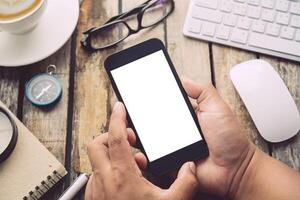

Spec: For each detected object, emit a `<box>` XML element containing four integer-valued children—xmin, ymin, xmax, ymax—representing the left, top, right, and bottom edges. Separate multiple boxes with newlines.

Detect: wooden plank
<box><xmin>109</xmin><ymin>0</ymin><xmax>166</xmax><ymax>108</ymax></box>
<box><xmin>212</xmin><ymin>45</ymin><xmax>269</xmax><ymax>152</ymax></box>
<box><xmin>0</xmin><ymin>68</ymin><xmax>20</xmax><ymax>115</ymax></box>
<box><xmin>106</xmin><ymin>0</ymin><xmax>167</xmax><ymax>170</ymax></box>
<box><xmin>21</xmin><ymin>41</ymin><xmax>72</xmax><ymax>199</ymax></box>
<box><xmin>121</xmin><ymin>0</ymin><xmax>165</xmax><ymax>46</ymax></box>
<box><xmin>166</xmin><ymin>1</ymin><xmax>211</xmax><ymax>83</ymax></box>
<box><xmin>165</xmin><ymin>2</ymin><xmax>212</xmax><ymax>200</ymax></box>
<box><xmin>260</xmin><ymin>56</ymin><xmax>300</xmax><ymax>170</ymax></box>
<box><xmin>22</xmin><ymin>41</ymin><xmax>71</xmax><ymax>164</ymax></box>
<box><xmin>72</xmin><ymin>0</ymin><xmax>119</xmax><ymax>173</ymax></box>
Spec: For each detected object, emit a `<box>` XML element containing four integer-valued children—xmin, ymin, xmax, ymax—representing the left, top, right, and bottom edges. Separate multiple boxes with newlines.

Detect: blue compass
<box><xmin>25</xmin><ymin>65</ymin><xmax>62</xmax><ymax>107</ymax></box>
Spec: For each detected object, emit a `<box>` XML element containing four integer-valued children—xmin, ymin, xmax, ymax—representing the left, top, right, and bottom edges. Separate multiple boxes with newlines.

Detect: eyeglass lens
<box><xmin>89</xmin><ymin>0</ymin><xmax>173</xmax><ymax>50</ymax></box>
<box><xmin>91</xmin><ymin>22</ymin><xmax>130</xmax><ymax>49</ymax></box>
<box><xmin>141</xmin><ymin>0</ymin><xmax>173</xmax><ymax>28</ymax></box>
<box><xmin>0</xmin><ymin>111</ymin><xmax>13</xmax><ymax>155</ymax></box>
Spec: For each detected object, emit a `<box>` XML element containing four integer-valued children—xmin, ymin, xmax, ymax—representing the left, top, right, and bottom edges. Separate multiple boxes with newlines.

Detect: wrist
<box><xmin>227</xmin><ymin>142</ymin><xmax>257</xmax><ymax>200</ymax></box>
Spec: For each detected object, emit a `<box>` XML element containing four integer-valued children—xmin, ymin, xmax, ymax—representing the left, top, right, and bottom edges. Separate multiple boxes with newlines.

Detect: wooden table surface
<box><xmin>0</xmin><ymin>0</ymin><xmax>299</xmax><ymax>199</ymax></box>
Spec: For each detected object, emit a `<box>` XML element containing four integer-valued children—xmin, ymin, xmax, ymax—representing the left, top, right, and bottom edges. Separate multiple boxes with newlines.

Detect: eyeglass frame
<box><xmin>0</xmin><ymin>107</ymin><xmax>18</xmax><ymax>163</ymax></box>
<box><xmin>81</xmin><ymin>0</ymin><xmax>175</xmax><ymax>51</ymax></box>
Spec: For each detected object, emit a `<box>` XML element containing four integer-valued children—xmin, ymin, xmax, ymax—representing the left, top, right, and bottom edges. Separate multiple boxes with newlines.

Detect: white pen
<box><xmin>58</xmin><ymin>173</ymin><xmax>90</xmax><ymax>200</ymax></box>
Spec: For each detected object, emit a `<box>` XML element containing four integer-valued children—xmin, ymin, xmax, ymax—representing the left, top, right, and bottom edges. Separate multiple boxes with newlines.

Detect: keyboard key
<box><xmin>234</xmin><ymin>3</ymin><xmax>247</xmax><ymax>16</ymax></box>
<box><xmin>224</xmin><ymin>14</ymin><xmax>237</xmax><ymax>26</ymax></box>
<box><xmin>234</xmin><ymin>0</ymin><xmax>246</xmax><ymax>3</ymax></box>
<box><xmin>192</xmin><ymin>7</ymin><xmax>223</xmax><ymax>23</ymax></box>
<box><xmin>247</xmin><ymin>6</ymin><xmax>261</xmax><ymax>19</ymax></box>
<box><xmin>291</xmin><ymin>15</ymin><xmax>300</xmax><ymax>28</ymax></box>
<box><xmin>261</xmin><ymin>0</ymin><xmax>274</xmax><ymax>9</ymax></box>
<box><xmin>276</xmin><ymin>0</ymin><xmax>290</xmax><ymax>12</ymax></box>
<box><xmin>252</xmin><ymin>20</ymin><xmax>266</xmax><ymax>33</ymax></box>
<box><xmin>216</xmin><ymin>25</ymin><xmax>231</xmax><ymax>40</ymax></box>
<box><xmin>295</xmin><ymin>30</ymin><xmax>300</xmax><ymax>41</ymax></box>
<box><xmin>195</xmin><ymin>0</ymin><xmax>218</xmax><ymax>9</ymax></box>
<box><xmin>184</xmin><ymin>0</ymin><xmax>300</xmax><ymax>62</ymax></box>
<box><xmin>238</xmin><ymin>17</ymin><xmax>251</xmax><ymax>30</ymax></box>
<box><xmin>188</xmin><ymin>20</ymin><xmax>202</xmax><ymax>34</ymax></box>
<box><xmin>281</xmin><ymin>26</ymin><xmax>295</xmax><ymax>40</ymax></box>
<box><xmin>276</xmin><ymin>12</ymin><xmax>290</xmax><ymax>25</ymax></box>
<box><xmin>261</xmin><ymin>9</ymin><xmax>275</xmax><ymax>22</ymax></box>
<box><xmin>247</xmin><ymin>0</ymin><xmax>260</xmax><ymax>6</ymax></box>
<box><xmin>266</xmin><ymin>23</ymin><xmax>281</xmax><ymax>36</ymax></box>
<box><xmin>220</xmin><ymin>1</ymin><xmax>233</xmax><ymax>13</ymax></box>
<box><xmin>231</xmin><ymin>29</ymin><xmax>248</xmax><ymax>44</ymax></box>
<box><xmin>249</xmin><ymin>32</ymin><xmax>300</xmax><ymax>56</ymax></box>
<box><xmin>290</xmin><ymin>2</ymin><xmax>300</xmax><ymax>15</ymax></box>
<box><xmin>202</xmin><ymin>22</ymin><xmax>216</xmax><ymax>36</ymax></box>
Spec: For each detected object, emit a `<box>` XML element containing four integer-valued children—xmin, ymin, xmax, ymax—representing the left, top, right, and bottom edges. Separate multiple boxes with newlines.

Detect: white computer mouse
<box><xmin>230</xmin><ymin>59</ymin><xmax>300</xmax><ymax>143</ymax></box>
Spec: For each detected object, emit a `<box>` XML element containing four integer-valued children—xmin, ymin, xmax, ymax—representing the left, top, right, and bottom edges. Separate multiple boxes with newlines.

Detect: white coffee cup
<box><xmin>0</xmin><ymin>0</ymin><xmax>47</xmax><ymax>34</ymax></box>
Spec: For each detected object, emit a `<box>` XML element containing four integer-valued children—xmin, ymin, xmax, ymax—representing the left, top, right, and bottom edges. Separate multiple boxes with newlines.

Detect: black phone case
<box><xmin>104</xmin><ymin>38</ymin><xmax>209</xmax><ymax>175</ymax></box>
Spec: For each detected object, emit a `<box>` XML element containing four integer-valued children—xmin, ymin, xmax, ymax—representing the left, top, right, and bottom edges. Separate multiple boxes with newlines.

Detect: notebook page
<box><xmin>0</xmin><ymin>101</ymin><xmax>67</xmax><ymax>199</ymax></box>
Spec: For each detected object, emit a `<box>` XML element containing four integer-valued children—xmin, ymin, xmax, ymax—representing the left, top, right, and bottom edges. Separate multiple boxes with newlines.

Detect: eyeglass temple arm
<box><xmin>110</xmin><ymin>0</ymin><xmax>173</xmax><ymax>23</ymax></box>
<box><xmin>105</xmin><ymin>0</ymin><xmax>151</xmax><ymax>24</ymax></box>
<box><xmin>81</xmin><ymin>0</ymin><xmax>170</xmax><ymax>49</ymax></box>
<box><xmin>83</xmin><ymin>0</ymin><xmax>152</xmax><ymax>34</ymax></box>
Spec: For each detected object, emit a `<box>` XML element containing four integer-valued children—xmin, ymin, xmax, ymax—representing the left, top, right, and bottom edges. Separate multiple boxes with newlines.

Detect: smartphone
<box><xmin>105</xmin><ymin>38</ymin><xmax>208</xmax><ymax>175</ymax></box>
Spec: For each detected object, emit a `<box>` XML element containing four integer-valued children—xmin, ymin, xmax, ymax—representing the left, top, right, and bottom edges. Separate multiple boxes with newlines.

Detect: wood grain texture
<box><xmin>260</xmin><ymin>56</ymin><xmax>300</xmax><ymax>170</ymax></box>
<box><xmin>166</xmin><ymin>0</ymin><xmax>211</xmax><ymax>83</ymax></box>
<box><xmin>22</xmin><ymin>41</ymin><xmax>71</xmax><ymax>164</ymax></box>
<box><xmin>166</xmin><ymin>2</ymin><xmax>213</xmax><ymax>199</ymax></box>
<box><xmin>107</xmin><ymin>0</ymin><xmax>167</xmax><ymax>163</ymax></box>
<box><xmin>109</xmin><ymin>0</ymin><xmax>166</xmax><ymax>109</ymax></box>
<box><xmin>19</xmin><ymin>41</ymin><xmax>71</xmax><ymax>199</ymax></box>
<box><xmin>72</xmin><ymin>0</ymin><xmax>119</xmax><ymax>173</ymax></box>
<box><xmin>212</xmin><ymin>45</ymin><xmax>269</xmax><ymax>153</ymax></box>
<box><xmin>0</xmin><ymin>1</ymin><xmax>299</xmax><ymax>200</ymax></box>
<box><xmin>0</xmin><ymin>68</ymin><xmax>20</xmax><ymax>115</ymax></box>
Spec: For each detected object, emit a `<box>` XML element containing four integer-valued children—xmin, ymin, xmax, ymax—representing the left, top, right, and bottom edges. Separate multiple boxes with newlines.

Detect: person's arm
<box><xmin>85</xmin><ymin>102</ymin><xmax>199</xmax><ymax>200</ymax></box>
<box><xmin>182</xmin><ymin>79</ymin><xmax>300</xmax><ymax>200</ymax></box>
<box><xmin>231</xmin><ymin>147</ymin><xmax>300</xmax><ymax>200</ymax></box>
<box><xmin>134</xmin><ymin>79</ymin><xmax>300</xmax><ymax>200</ymax></box>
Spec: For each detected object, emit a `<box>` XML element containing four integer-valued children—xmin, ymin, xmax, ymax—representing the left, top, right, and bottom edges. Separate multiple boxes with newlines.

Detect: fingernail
<box><xmin>189</xmin><ymin>162</ymin><xmax>196</xmax><ymax>175</ymax></box>
<box><xmin>113</xmin><ymin>102</ymin><xmax>123</xmax><ymax>113</ymax></box>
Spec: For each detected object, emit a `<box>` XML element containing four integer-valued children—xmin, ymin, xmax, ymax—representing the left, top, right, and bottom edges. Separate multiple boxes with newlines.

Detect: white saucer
<box><xmin>0</xmin><ymin>0</ymin><xmax>79</xmax><ymax>67</ymax></box>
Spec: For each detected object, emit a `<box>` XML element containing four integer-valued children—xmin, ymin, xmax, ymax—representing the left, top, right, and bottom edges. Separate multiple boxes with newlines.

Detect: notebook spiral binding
<box><xmin>22</xmin><ymin>170</ymin><xmax>63</xmax><ymax>200</ymax></box>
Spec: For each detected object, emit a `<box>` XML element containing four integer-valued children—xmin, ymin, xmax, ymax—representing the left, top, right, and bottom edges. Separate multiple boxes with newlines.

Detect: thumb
<box><xmin>167</xmin><ymin>162</ymin><xmax>199</xmax><ymax>200</ymax></box>
<box><xmin>108</xmin><ymin>102</ymin><xmax>135</xmax><ymax>168</ymax></box>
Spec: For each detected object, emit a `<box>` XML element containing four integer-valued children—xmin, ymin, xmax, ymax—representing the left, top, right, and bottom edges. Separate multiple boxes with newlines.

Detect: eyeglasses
<box><xmin>81</xmin><ymin>0</ymin><xmax>175</xmax><ymax>51</ymax></box>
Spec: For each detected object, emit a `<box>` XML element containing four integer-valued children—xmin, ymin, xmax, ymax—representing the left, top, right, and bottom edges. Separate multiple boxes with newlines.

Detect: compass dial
<box><xmin>25</xmin><ymin>74</ymin><xmax>62</xmax><ymax>106</ymax></box>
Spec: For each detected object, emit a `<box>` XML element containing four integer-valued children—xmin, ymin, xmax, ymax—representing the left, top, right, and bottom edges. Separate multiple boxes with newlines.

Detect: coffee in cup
<box><xmin>0</xmin><ymin>0</ymin><xmax>42</xmax><ymax>21</ymax></box>
<box><xmin>0</xmin><ymin>0</ymin><xmax>47</xmax><ymax>34</ymax></box>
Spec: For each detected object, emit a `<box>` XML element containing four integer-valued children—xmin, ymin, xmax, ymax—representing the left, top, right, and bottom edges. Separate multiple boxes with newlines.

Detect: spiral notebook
<box><xmin>0</xmin><ymin>101</ymin><xmax>67</xmax><ymax>200</ymax></box>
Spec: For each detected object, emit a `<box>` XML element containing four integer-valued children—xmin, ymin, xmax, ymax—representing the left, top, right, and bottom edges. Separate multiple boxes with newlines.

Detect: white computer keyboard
<box><xmin>183</xmin><ymin>0</ymin><xmax>300</xmax><ymax>62</ymax></box>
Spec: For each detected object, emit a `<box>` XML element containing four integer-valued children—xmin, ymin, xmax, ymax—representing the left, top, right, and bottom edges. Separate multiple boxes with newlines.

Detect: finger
<box><xmin>127</xmin><ymin>128</ymin><xmax>136</xmax><ymax>146</ymax></box>
<box><xmin>94</xmin><ymin>132</ymin><xmax>108</xmax><ymax>146</ymax></box>
<box><xmin>134</xmin><ymin>152</ymin><xmax>148</xmax><ymax>170</ymax></box>
<box><xmin>108</xmin><ymin>102</ymin><xmax>136</xmax><ymax>171</ymax></box>
<box><xmin>190</xmin><ymin>98</ymin><xmax>198</xmax><ymax>110</ymax></box>
<box><xmin>167</xmin><ymin>162</ymin><xmax>199</xmax><ymax>200</ymax></box>
<box><xmin>93</xmin><ymin>130</ymin><xmax>135</xmax><ymax>147</ymax></box>
<box><xmin>182</xmin><ymin>78</ymin><xmax>218</xmax><ymax>104</ymax></box>
<box><xmin>85</xmin><ymin>177</ymin><xmax>93</xmax><ymax>200</ymax></box>
<box><xmin>87</xmin><ymin>133</ymin><xmax>111</xmax><ymax>177</ymax></box>
<box><xmin>91</xmin><ymin>173</ymin><xmax>107</xmax><ymax>199</ymax></box>
<box><xmin>182</xmin><ymin>78</ymin><xmax>206</xmax><ymax>99</ymax></box>
<box><xmin>182</xmin><ymin>79</ymin><xmax>230</xmax><ymax>113</ymax></box>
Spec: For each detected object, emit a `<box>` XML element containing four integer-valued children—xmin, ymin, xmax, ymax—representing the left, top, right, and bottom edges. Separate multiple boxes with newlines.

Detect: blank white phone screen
<box><xmin>111</xmin><ymin>50</ymin><xmax>202</xmax><ymax>162</ymax></box>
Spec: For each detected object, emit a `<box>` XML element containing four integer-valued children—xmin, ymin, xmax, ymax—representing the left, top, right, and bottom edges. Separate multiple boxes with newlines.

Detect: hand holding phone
<box><xmin>177</xmin><ymin>79</ymin><xmax>255</xmax><ymax>197</ymax></box>
<box><xmin>105</xmin><ymin>38</ymin><xmax>208</xmax><ymax>175</ymax></box>
<box><xmin>85</xmin><ymin>102</ymin><xmax>199</xmax><ymax>200</ymax></box>
<box><xmin>130</xmin><ymin>78</ymin><xmax>256</xmax><ymax>198</ymax></box>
